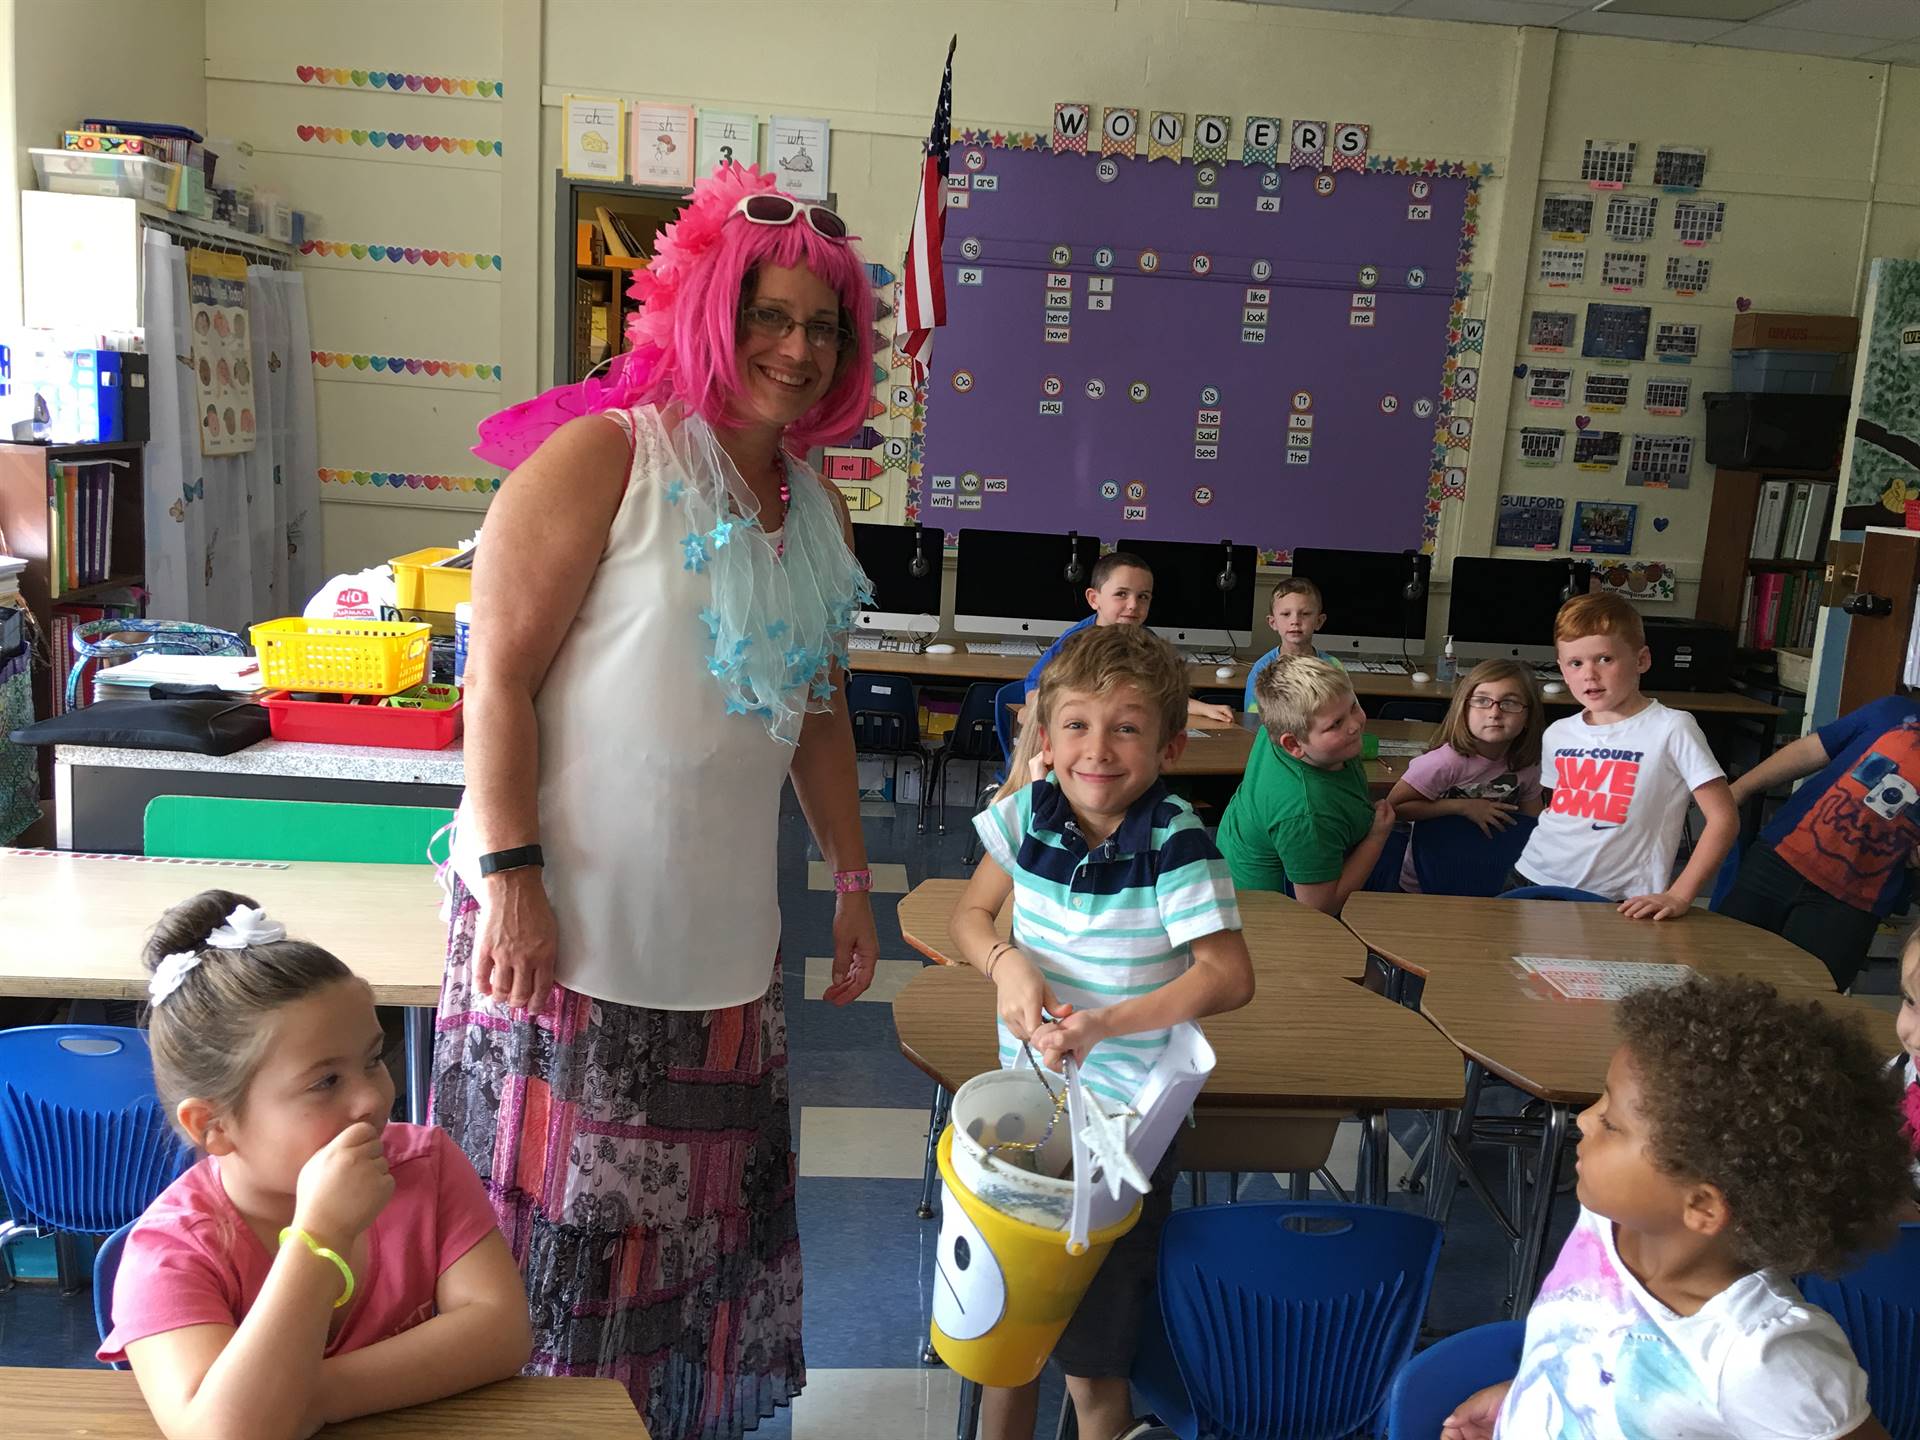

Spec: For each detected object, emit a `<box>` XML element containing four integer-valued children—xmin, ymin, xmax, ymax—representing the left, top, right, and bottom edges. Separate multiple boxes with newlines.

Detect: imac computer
<box><xmin>1124</xmin><ymin>539</ymin><xmax>1258</xmax><ymax>651</ymax></box>
<box><xmin>851</xmin><ymin>522</ymin><xmax>943</xmax><ymax>633</ymax></box>
<box><xmin>954</xmin><ymin>528</ymin><xmax>1103</xmax><ymax>639</ymax></box>
<box><xmin>1447</xmin><ymin>556</ymin><xmax>1594</xmax><ymax>664</ymax></box>
<box><xmin>1287</xmin><ymin>547</ymin><xmax>1432</xmax><ymax>662</ymax></box>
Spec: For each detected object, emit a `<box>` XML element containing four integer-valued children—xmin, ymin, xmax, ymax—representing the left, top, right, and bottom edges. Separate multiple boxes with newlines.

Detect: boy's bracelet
<box><xmin>984</xmin><ymin>942</ymin><xmax>1016</xmax><ymax>979</ymax></box>
<box><xmin>280</xmin><ymin>1227</ymin><xmax>355</xmax><ymax>1309</ymax></box>
<box><xmin>833</xmin><ymin>868</ymin><xmax>873</xmax><ymax>894</ymax></box>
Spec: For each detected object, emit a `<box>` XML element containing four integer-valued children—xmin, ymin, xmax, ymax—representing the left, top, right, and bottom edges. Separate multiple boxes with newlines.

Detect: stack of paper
<box><xmin>1514</xmin><ymin>955</ymin><xmax>1693</xmax><ymax>1002</ymax></box>
<box><xmin>90</xmin><ymin>653</ymin><xmax>265</xmax><ymax>703</ymax></box>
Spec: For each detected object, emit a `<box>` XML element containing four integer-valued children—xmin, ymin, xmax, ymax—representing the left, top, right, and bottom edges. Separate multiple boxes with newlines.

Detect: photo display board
<box><xmin>916</xmin><ymin>137</ymin><xmax>1483</xmax><ymax>556</ymax></box>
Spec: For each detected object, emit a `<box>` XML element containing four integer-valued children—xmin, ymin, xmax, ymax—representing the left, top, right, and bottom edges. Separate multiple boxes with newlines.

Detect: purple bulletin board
<box><xmin>914</xmin><ymin>137</ymin><xmax>1485</xmax><ymax>557</ymax></box>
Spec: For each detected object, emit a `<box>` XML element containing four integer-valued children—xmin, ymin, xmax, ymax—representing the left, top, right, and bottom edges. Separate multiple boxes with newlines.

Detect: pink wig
<box><xmin>475</xmin><ymin>164</ymin><xmax>875</xmax><ymax>469</ymax></box>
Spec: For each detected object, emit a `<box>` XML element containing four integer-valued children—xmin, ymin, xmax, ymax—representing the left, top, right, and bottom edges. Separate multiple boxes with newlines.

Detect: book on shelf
<box><xmin>594</xmin><ymin>206</ymin><xmax>642</xmax><ymax>260</ymax></box>
<box><xmin>1739</xmin><ymin>567</ymin><xmax>1822</xmax><ymax>652</ymax></box>
<box><xmin>45</xmin><ymin>459</ymin><xmax>124</xmax><ymax>598</ymax></box>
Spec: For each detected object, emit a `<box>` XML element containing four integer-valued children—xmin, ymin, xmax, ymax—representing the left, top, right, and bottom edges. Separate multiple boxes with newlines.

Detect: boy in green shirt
<box><xmin>1218</xmin><ymin>655</ymin><xmax>1395</xmax><ymax>913</ymax></box>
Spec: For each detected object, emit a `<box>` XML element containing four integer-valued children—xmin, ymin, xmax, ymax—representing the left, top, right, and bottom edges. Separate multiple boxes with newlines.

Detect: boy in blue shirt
<box><xmin>1243</xmin><ymin>576</ymin><xmax>1344</xmax><ymax>712</ymax></box>
<box><xmin>1024</xmin><ymin>550</ymin><xmax>1233</xmax><ymax>723</ymax></box>
<box><xmin>957</xmin><ymin>621</ymin><xmax>1254</xmax><ymax>1440</ymax></box>
<box><xmin>1720</xmin><ymin>695</ymin><xmax>1920</xmax><ymax>989</ymax></box>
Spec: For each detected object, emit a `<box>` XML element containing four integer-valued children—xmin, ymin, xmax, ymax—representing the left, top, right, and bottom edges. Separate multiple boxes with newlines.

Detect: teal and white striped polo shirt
<box><xmin>973</xmin><ymin>775</ymin><xmax>1242</xmax><ymax>1106</ymax></box>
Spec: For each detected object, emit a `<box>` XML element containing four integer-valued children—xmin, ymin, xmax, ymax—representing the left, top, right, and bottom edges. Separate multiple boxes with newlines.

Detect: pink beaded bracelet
<box><xmin>833</xmin><ymin>868</ymin><xmax>873</xmax><ymax>894</ymax></box>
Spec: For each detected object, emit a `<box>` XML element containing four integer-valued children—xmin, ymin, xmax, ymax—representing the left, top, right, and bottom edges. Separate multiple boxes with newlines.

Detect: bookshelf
<box><xmin>550</xmin><ymin>175</ymin><xmax>688</xmax><ymax>385</ymax></box>
<box><xmin>1697</xmin><ymin>466</ymin><xmax>1838</xmax><ymax>653</ymax></box>
<box><xmin>0</xmin><ymin>439</ymin><xmax>147</xmax><ymax>821</ymax></box>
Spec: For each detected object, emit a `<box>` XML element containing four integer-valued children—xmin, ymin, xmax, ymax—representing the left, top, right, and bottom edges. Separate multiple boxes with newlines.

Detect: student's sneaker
<box><xmin>1112</xmin><ymin>1423</ymin><xmax>1177</xmax><ymax>1440</ymax></box>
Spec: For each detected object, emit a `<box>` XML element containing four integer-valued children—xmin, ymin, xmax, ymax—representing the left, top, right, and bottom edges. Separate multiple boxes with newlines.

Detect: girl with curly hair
<box><xmin>1444</xmin><ymin>975</ymin><xmax>1910</xmax><ymax>1440</ymax></box>
<box><xmin>433</xmin><ymin>164</ymin><xmax>881</xmax><ymax>1439</ymax></box>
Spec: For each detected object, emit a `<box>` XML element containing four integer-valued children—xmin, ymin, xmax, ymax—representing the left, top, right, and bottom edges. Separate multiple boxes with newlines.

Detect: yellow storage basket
<box><xmin>250</xmin><ymin>618</ymin><xmax>431</xmax><ymax>696</ymax></box>
<box><xmin>389</xmin><ymin>548</ymin><xmax>473</xmax><ymax>612</ymax></box>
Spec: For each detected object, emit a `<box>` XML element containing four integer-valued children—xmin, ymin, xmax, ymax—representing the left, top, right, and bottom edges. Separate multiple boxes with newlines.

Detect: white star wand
<box><xmin>1063</xmin><ymin>1056</ymin><xmax>1150</xmax><ymax>1256</ymax></box>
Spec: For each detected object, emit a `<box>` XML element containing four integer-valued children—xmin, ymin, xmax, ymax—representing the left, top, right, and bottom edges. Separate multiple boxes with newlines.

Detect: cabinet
<box><xmin>551</xmin><ymin>176</ymin><xmax>686</xmax><ymax>384</ymax></box>
<box><xmin>1696</xmin><ymin>466</ymin><xmax>1838</xmax><ymax>647</ymax></box>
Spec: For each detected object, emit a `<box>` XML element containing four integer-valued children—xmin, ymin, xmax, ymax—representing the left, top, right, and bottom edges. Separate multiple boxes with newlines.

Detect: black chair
<box><xmin>962</xmin><ymin>678</ymin><xmax>1027</xmax><ymax>866</ymax></box>
<box><xmin>933</xmin><ymin>681</ymin><xmax>1003</xmax><ymax>836</ymax></box>
<box><xmin>846</xmin><ymin>673</ymin><xmax>934</xmax><ymax>833</ymax></box>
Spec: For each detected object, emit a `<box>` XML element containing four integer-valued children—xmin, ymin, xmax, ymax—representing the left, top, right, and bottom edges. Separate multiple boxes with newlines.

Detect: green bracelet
<box><xmin>279</xmin><ymin>1227</ymin><xmax>355</xmax><ymax>1309</ymax></box>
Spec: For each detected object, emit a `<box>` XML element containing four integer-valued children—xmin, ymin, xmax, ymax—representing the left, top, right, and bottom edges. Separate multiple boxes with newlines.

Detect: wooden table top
<box><xmin>897</xmin><ymin>878</ymin><xmax>1370</xmax><ymax>980</ymax></box>
<box><xmin>0</xmin><ymin>1371</ymin><xmax>649</xmax><ymax>1437</ymax></box>
<box><xmin>0</xmin><ymin>850</ymin><xmax>447</xmax><ymax>1007</ymax></box>
<box><xmin>893</xmin><ymin>959</ymin><xmax>1463</xmax><ymax>1111</ymax></box>
<box><xmin>1340</xmin><ymin>892</ymin><xmax>1897</xmax><ymax>1104</ymax></box>
<box><xmin>848</xmin><ymin>648</ymin><xmax>1781</xmax><ymax>719</ymax></box>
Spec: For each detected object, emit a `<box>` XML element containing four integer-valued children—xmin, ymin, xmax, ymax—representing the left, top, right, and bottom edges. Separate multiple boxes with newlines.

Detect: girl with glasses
<box><xmin>1387</xmin><ymin>658</ymin><xmax>1546</xmax><ymax>891</ymax></box>
<box><xmin>436</xmin><ymin>164</ymin><xmax>879</xmax><ymax>1440</ymax></box>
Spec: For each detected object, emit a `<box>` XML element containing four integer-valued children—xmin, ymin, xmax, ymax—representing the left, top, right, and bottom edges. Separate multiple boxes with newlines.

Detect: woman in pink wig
<box><xmin>433</xmin><ymin>164</ymin><xmax>880</xmax><ymax>1438</ymax></box>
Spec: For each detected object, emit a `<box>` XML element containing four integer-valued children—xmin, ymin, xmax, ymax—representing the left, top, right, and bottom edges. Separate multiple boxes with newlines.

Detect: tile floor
<box><xmin>9</xmin><ymin>790</ymin><xmax>1898</xmax><ymax>1436</ymax></box>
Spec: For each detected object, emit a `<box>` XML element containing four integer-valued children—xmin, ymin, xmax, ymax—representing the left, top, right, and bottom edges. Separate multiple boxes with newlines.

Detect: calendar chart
<box><xmin>916</xmin><ymin>138</ymin><xmax>1482</xmax><ymax>555</ymax></box>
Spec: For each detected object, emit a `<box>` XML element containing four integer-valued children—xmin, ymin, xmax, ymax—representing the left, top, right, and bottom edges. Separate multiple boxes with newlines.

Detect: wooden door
<box><xmin>1838</xmin><ymin>528</ymin><xmax>1920</xmax><ymax>714</ymax></box>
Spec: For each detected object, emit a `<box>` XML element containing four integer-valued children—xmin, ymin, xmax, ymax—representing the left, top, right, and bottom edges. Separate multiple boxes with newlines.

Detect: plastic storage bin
<box><xmin>389</xmin><ymin>548</ymin><xmax>473</xmax><ymax>612</ymax></box>
<box><xmin>30</xmin><ymin>148</ymin><xmax>173</xmax><ymax>204</ymax></box>
<box><xmin>249</xmin><ymin>618</ymin><xmax>430</xmax><ymax>696</ymax></box>
<box><xmin>1703</xmin><ymin>392</ymin><xmax>1849</xmax><ymax>471</ymax></box>
<box><xmin>261</xmin><ymin>691</ymin><xmax>462</xmax><ymax>750</ymax></box>
<box><xmin>1729</xmin><ymin>349</ymin><xmax>1853</xmax><ymax>396</ymax></box>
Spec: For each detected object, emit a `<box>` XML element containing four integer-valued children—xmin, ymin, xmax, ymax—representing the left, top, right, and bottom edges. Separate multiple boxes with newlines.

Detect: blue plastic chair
<box><xmin>94</xmin><ymin>1218</ymin><xmax>136</xmax><ymax>1365</ymax></box>
<box><xmin>1383</xmin><ymin>1320</ymin><xmax>1526</xmax><ymax>1440</ymax></box>
<box><xmin>847</xmin><ymin>672</ymin><xmax>933</xmax><ymax>832</ymax></box>
<box><xmin>1412</xmin><ymin>814</ymin><xmax>1539</xmax><ymax>897</ymax></box>
<box><xmin>934</xmin><ymin>681</ymin><xmax>1003</xmax><ymax>836</ymax></box>
<box><xmin>1365</xmin><ymin>827</ymin><xmax>1411</xmax><ymax>893</ymax></box>
<box><xmin>1502</xmin><ymin>885</ymin><xmax>1611</xmax><ymax>903</ymax></box>
<box><xmin>1798</xmin><ymin>1223</ymin><xmax>1920</xmax><ymax>1440</ymax></box>
<box><xmin>0</xmin><ymin>1027</ymin><xmax>191</xmax><ymax>1286</ymax></box>
<box><xmin>962</xmin><ymin>679</ymin><xmax>1028</xmax><ymax>866</ymax></box>
<box><xmin>1133</xmin><ymin>1202</ymin><xmax>1444</xmax><ymax>1439</ymax></box>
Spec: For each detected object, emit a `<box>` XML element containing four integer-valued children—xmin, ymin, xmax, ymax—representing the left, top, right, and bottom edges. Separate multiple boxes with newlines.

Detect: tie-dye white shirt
<box><xmin>1496</xmin><ymin>1208</ymin><xmax>1868</xmax><ymax>1440</ymax></box>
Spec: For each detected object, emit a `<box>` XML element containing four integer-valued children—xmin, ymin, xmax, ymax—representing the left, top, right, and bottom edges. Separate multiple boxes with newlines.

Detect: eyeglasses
<box><xmin>740</xmin><ymin>305</ymin><xmax>852</xmax><ymax>352</ymax></box>
<box><xmin>731</xmin><ymin>193</ymin><xmax>848</xmax><ymax>242</ymax></box>
<box><xmin>1468</xmin><ymin>696</ymin><xmax>1529</xmax><ymax>714</ymax></box>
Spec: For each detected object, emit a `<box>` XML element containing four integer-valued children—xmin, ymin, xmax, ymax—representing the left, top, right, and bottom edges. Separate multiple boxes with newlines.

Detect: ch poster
<box><xmin>187</xmin><ymin>247</ymin><xmax>255</xmax><ymax>457</ymax></box>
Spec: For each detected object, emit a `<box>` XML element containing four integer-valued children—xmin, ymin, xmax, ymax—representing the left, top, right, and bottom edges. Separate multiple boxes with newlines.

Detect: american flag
<box><xmin>896</xmin><ymin>36</ymin><xmax>955</xmax><ymax>383</ymax></box>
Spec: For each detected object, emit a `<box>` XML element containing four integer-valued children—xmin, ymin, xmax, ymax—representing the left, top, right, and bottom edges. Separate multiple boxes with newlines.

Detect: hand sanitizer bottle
<box><xmin>1437</xmin><ymin>634</ymin><xmax>1458</xmax><ymax>684</ymax></box>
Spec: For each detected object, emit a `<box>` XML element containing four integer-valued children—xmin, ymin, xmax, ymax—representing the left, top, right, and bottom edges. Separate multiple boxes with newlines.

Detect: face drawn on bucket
<box><xmin>932</xmin><ymin>1190</ymin><xmax>1007</xmax><ymax>1341</ymax></box>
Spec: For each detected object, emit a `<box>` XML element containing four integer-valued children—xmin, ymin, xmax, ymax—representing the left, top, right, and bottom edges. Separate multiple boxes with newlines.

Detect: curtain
<box><xmin>140</xmin><ymin>233</ymin><xmax>322</xmax><ymax>630</ymax></box>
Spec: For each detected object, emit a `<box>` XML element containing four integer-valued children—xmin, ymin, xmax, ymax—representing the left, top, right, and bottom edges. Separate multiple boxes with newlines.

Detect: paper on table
<box><xmin>1514</xmin><ymin>955</ymin><xmax>1693</xmax><ymax>1002</ymax></box>
<box><xmin>90</xmin><ymin>654</ymin><xmax>264</xmax><ymax>695</ymax></box>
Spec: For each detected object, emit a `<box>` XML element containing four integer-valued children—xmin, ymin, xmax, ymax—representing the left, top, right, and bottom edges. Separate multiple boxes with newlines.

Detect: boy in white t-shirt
<box><xmin>1443</xmin><ymin>975</ymin><xmax>1910</xmax><ymax>1440</ymax></box>
<box><xmin>1513</xmin><ymin>592</ymin><xmax>1738</xmax><ymax>919</ymax></box>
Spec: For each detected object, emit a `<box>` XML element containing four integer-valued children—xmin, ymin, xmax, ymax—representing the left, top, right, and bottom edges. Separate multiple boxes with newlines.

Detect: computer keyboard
<box><xmin>1184</xmin><ymin>651</ymin><xmax>1233</xmax><ymax>666</ymax></box>
<box><xmin>1347</xmin><ymin>658</ymin><xmax>1413</xmax><ymax>675</ymax></box>
<box><xmin>847</xmin><ymin>635</ymin><xmax>919</xmax><ymax>652</ymax></box>
<box><xmin>966</xmin><ymin>640</ymin><xmax>1042</xmax><ymax>657</ymax></box>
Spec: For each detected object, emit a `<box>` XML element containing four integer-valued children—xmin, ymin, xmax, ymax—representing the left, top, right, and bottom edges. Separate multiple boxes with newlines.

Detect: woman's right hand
<box><xmin>992</xmin><ymin>948</ymin><xmax>1070</xmax><ymax>1042</ymax></box>
<box><xmin>473</xmin><ymin>869</ymin><xmax>559</xmax><ymax>1014</ymax></box>
<box><xmin>292</xmin><ymin>1121</ymin><xmax>394</xmax><ymax>1253</ymax></box>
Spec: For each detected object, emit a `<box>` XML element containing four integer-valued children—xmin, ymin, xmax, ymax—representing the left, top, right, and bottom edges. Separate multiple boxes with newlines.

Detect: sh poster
<box><xmin>188</xmin><ymin>247</ymin><xmax>255</xmax><ymax>458</ymax></box>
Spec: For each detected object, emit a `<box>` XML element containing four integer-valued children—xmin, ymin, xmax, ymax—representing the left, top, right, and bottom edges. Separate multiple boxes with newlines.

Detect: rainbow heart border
<box><xmin>318</xmin><ymin>467</ymin><xmax>503</xmax><ymax>495</ymax></box>
<box><xmin>295</xmin><ymin>125</ymin><xmax>501</xmax><ymax>156</ymax></box>
<box><xmin>295</xmin><ymin>65</ymin><xmax>502</xmax><ymax>98</ymax></box>
<box><xmin>298</xmin><ymin>240</ymin><xmax>503</xmax><ymax>270</ymax></box>
<box><xmin>311</xmin><ymin>351</ymin><xmax>502</xmax><ymax>382</ymax></box>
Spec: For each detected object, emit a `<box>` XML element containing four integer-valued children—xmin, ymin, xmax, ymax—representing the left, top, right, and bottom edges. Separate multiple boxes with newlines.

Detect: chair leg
<box><xmin>1053</xmin><ymin>1391</ymin><xmax>1078</xmax><ymax>1440</ymax></box>
<box><xmin>1288</xmin><ymin>1171</ymin><xmax>1310</xmax><ymax>1201</ymax></box>
<box><xmin>936</xmin><ymin>754</ymin><xmax>948</xmax><ymax>835</ymax></box>
<box><xmin>919</xmin><ymin>1084</ymin><xmax>951</xmax><ymax>1220</ymax></box>
<box><xmin>956</xmin><ymin>1379</ymin><xmax>983</xmax><ymax>1440</ymax></box>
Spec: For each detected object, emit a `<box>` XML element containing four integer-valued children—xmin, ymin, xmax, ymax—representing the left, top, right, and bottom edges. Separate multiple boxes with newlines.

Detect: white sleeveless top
<box><xmin>448</xmin><ymin>404</ymin><xmax>862</xmax><ymax>1010</ymax></box>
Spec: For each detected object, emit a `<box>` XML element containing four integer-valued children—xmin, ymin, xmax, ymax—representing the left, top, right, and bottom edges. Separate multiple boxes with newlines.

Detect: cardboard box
<box><xmin>1731</xmin><ymin>312</ymin><xmax>1859</xmax><ymax>354</ymax></box>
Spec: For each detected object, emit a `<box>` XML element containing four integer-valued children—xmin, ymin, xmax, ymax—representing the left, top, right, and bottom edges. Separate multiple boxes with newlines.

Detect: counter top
<box><xmin>55</xmin><ymin>737</ymin><xmax>465</xmax><ymax>787</ymax></box>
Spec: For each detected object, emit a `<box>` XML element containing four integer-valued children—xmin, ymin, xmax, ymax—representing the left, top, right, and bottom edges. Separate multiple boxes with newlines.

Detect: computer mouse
<box><xmin>1409</xmin><ymin>670</ymin><xmax>1433</xmax><ymax>685</ymax></box>
<box><xmin>1214</xmin><ymin>665</ymin><xmax>1234</xmax><ymax>680</ymax></box>
<box><xmin>1542</xmin><ymin>680</ymin><xmax>1565</xmax><ymax>695</ymax></box>
<box><xmin>925</xmin><ymin>642</ymin><xmax>956</xmax><ymax>654</ymax></box>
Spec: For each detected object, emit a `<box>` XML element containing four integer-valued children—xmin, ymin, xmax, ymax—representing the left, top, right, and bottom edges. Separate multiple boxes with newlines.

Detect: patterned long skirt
<box><xmin>431</xmin><ymin>878</ymin><xmax>804</xmax><ymax>1440</ymax></box>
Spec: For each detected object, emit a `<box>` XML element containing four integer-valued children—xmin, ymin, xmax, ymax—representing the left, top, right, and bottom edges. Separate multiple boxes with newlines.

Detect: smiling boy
<box><xmin>1512</xmin><ymin>593</ymin><xmax>1737</xmax><ymax>919</ymax></box>
<box><xmin>955</xmin><ymin>622</ymin><xmax>1253</xmax><ymax>1440</ymax></box>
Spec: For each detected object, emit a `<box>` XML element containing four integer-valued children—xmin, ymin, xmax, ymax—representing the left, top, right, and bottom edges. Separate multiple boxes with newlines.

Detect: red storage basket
<box><xmin>261</xmin><ymin>691</ymin><xmax>462</xmax><ymax>750</ymax></box>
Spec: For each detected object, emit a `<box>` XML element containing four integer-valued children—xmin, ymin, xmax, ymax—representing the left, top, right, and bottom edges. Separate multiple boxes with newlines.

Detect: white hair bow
<box><xmin>149</xmin><ymin>951</ymin><xmax>204</xmax><ymax>1006</ymax></box>
<box><xmin>206</xmin><ymin>905</ymin><xmax>287</xmax><ymax>950</ymax></box>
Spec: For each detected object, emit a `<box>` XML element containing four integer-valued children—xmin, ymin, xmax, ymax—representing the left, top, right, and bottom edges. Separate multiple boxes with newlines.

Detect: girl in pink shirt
<box><xmin>100</xmin><ymin>890</ymin><xmax>531</xmax><ymax>1440</ymax></box>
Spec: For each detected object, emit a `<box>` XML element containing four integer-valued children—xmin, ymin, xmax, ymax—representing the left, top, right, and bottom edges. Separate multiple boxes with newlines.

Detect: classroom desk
<box><xmin>1339</xmin><ymin>892</ymin><xmax>1895</xmax><ymax>1312</ymax></box>
<box><xmin>892</xmin><ymin>880</ymin><xmax>1461</xmax><ymax>1202</ymax></box>
<box><xmin>0</xmin><ymin>849</ymin><xmax>447</xmax><ymax>1121</ymax></box>
<box><xmin>847</xmin><ymin>648</ymin><xmax>1783</xmax><ymax>721</ymax></box>
<box><xmin>0</xmin><ymin>1370</ymin><xmax>649</xmax><ymax>1437</ymax></box>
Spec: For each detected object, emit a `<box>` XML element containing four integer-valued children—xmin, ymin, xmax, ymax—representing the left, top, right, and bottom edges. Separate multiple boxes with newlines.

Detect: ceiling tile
<box><xmin>1556</xmin><ymin>11</ymin><xmax>1746</xmax><ymax>39</ymax></box>
<box><xmin>1395</xmin><ymin>0</ymin><xmax>1585</xmax><ymax>22</ymax></box>
<box><xmin>1247</xmin><ymin>0</ymin><xmax>1406</xmax><ymax>11</ymax></box>
<box><xmin>1748</xmin><ymin>0</ymin><xmax>1920</xmax><ymax>38</ymax></box>
<box><xmin>1716</xmin><ymin>22</ymin><xmax>1891</xmax><ymax>54</ymax></box>
<box><xmin>1597</xmin><ymin>0</ymin><xmax>1791</xmax><ymax>19</ymax></box>
<box><xmin>1861</xmin><ymin>38</ymin><xmax>1920</xmax><ymax>62</ymax></box>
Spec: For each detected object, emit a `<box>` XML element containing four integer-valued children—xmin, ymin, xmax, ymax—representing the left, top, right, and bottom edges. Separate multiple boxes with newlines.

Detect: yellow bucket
<box><xmin>929</xmin><ymin>1126</ymin><xmax>1141</xmax><ymax>1388</ymax></box>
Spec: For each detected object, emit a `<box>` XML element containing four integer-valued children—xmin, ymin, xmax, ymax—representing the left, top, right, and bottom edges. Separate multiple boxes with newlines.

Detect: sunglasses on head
<box><xmin>731</xmin><ymin>193</ymin><xmax>848</xmax><ymax>242</ymax></box>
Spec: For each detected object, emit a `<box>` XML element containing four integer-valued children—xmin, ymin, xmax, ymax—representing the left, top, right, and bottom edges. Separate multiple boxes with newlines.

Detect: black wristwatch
<box><xmin>477</xmin><ymin>844</ymin><xmax>545</xmax><ymax>877</ymax></box>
